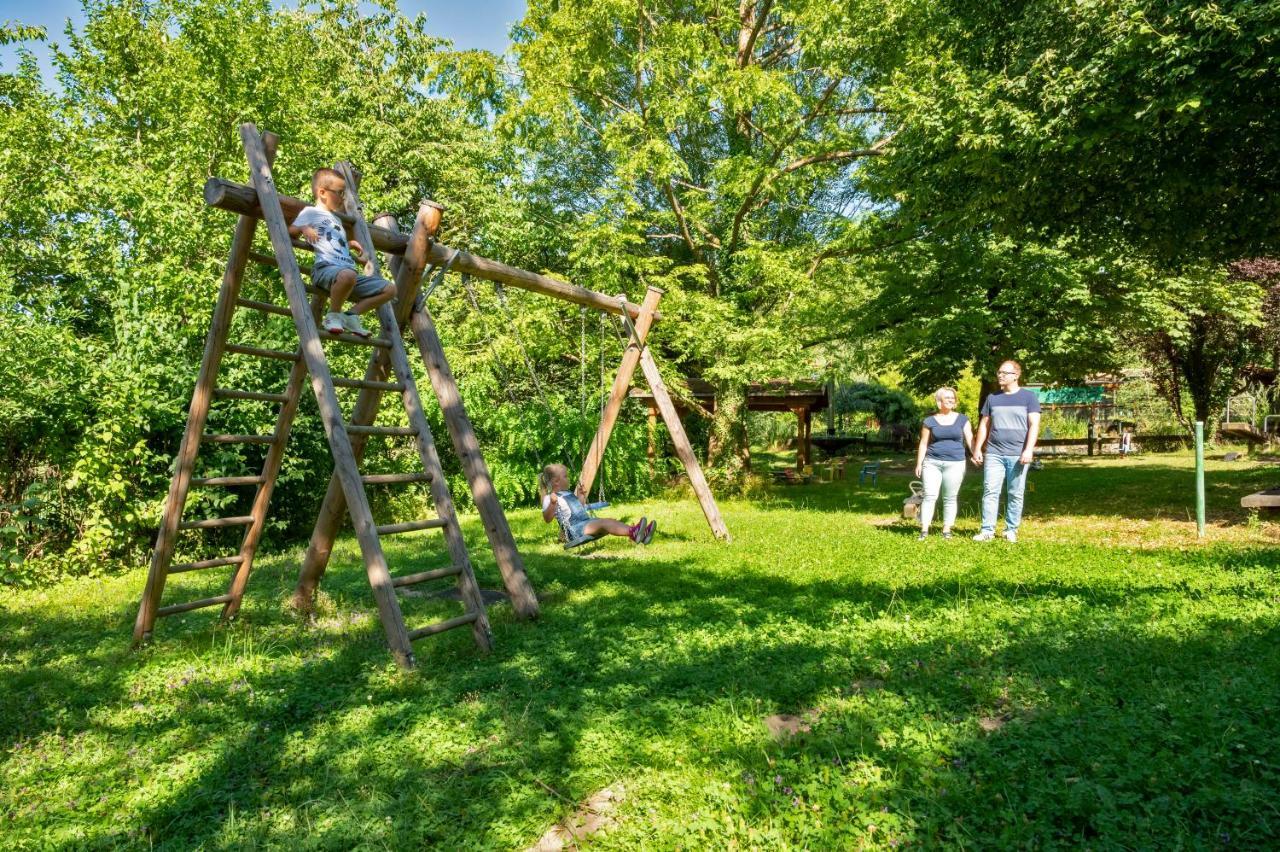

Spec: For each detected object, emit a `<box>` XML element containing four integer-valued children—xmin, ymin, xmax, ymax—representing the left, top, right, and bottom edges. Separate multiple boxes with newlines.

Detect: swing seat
<box><xmin>559</xmin><ymin>500</ymin><xmax>611</xmax><ymax>550</ymax></box>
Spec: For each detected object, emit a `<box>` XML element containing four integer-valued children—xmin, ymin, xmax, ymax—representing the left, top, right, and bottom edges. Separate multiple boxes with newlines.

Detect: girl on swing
<box><xmin>538</xmin><ymin>463</ymin><xmax>656</xmax><ymax>545</ymax></box>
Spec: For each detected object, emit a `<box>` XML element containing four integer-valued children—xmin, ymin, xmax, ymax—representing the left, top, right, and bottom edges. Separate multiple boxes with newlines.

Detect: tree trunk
<box><xmin>707</xmin><ymin>382</ymin><xmax>751</xmax><ymax>487</ymax></box>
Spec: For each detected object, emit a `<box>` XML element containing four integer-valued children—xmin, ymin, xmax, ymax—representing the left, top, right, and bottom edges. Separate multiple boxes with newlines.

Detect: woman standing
<box><xmin>913</xmin><ymin>387</ymin><xmax>974</xmax><ymax>540</ymax></box>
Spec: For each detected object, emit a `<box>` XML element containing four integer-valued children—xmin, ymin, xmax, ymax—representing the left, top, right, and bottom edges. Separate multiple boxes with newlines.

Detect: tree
<box><xmin>1131</xmin><ymin>266</ymin><xmax>1266</xmax><ymax>431</ymax></box>
<box><xmin>505</xmin><ymin>0</ymin><xmax>902</xmax><ymax>484</ymax></box>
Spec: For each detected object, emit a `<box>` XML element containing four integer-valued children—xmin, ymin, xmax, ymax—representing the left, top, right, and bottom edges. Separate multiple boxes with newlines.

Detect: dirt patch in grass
<box><xmin>528</xmin><ymin>785</ymin><xmax>624</xmax><ymax>851</ymax></box>
<box><xmin>764</xmin><ymin>709</ymin><xmax>821</xmax><ymax>740</ymax></box>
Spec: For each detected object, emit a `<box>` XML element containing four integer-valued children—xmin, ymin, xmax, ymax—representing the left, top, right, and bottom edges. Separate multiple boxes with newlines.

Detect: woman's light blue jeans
<box><xmin>980</xmin><ymin>454</ymin><xmax>1029</xmax><ymax>533</ymax></box>
<box><xmin>920</xmin><ymin>458</ymin><xmax>966</xmax><ymax>533</ymax></box>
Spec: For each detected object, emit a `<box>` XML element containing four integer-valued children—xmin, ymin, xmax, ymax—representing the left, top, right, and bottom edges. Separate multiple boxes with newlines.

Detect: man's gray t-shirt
<box><xmin>292</xmin><ymin>205</ymin><xmax>356</xmax><ymax>270</ymax></box>
<box><xmin>980</xmin><ymin>388</ymin><xmax>1040</xmax><ymax>456</ymax></box>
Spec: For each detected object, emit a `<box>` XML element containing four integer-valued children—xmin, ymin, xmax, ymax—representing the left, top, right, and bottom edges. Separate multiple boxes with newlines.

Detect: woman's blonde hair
<box><xmin>538</xmin><ymin>463</ymin><xmax>570</xmax><ymax>499</ymax></box>
<box><xmin>934</xmin><ymin>386</ymin><xmax>958</xmax><ymax>407</ymax></box>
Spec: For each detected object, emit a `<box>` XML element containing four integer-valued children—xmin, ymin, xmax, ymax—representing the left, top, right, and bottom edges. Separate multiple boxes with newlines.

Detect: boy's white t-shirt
<box><xmin>292</xmin><ymin>205</ymin><xmax>356</xmax><ymax>270</ymax></box>
<box><xmin>541</xmin><ymin>492</ymin><xmax>576</xmax><ymax>529</ymax></box>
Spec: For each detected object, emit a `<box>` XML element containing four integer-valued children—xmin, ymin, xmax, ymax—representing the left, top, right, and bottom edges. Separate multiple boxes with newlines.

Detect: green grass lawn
<box><xmin>3</xmin><ymin>452</ymin><xmax>1280</xmax><ymax>848</ymax></box>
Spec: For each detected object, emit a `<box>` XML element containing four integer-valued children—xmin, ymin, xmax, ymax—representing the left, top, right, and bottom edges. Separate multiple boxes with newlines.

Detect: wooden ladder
<box><xmin>132</xmin><ymin>127</ymin><xmax>492</xmax><ymax>669</ymax></box>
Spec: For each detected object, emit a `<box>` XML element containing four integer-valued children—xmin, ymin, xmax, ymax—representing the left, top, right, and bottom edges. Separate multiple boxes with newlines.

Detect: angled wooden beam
<box><xmin>637</xmin><ymin>348</ymin><xmax>732</xmax><ymax>542</ymax></box>
<box><xmin>576</xmin><ymin>286</ymin><xmax>663</xmax><ymax>497</ymax></box>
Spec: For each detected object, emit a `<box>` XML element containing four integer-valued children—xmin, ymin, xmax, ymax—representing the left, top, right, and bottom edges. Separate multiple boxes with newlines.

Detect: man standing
<box><xmin>972</xmin><ymin>361</ymin><xmax>1041</xmax><ymax>542</ymax></box>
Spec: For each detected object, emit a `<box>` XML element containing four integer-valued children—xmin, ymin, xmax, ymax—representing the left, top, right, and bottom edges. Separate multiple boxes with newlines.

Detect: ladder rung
<box><xmin>179</xmin><ymin>515</ymin><xmax>255</xmax><ymax>530</ymax></box>
<box><xmin>235</xmin><ymin>297</ymin><xmax>292</xmax><ymax>317</ymax></box>
<box><xmin>407</xmin><ymin>611</ymin><xmax>480</xmax><ymax>642</ymax></box>
<box><xmin>168</xmin><ymin>555</ymin><xmax>244</xmax><ymax>574</ymax></box>
<box><xmin>392</xmin><ymin>565</ymin><xmax>463</xmax><ymax>588</ymax></box>
<box><xmin>376</xmin><ymin>518</ymin><xmax>448</xmax><ymax>536</ymax></box>
<box><xmin>326</xmin><ymin>332</ymin><xmax>393</xmax><ymax>349</ymax></box>
<box><xmin>347</xmin><ymin>425</ymin><xmax>418</xmax><ymax>437</ymax></box>
<box><xmin>191</xmin><ymin>476</ymin><xmax>268</xmax><ymax>487</ymax></box>
<box><xmin>333</xmin><ymin>377</ymin><xmax>406</xmax><ymax>392</ymax></box>
<box><xmin>157</xmin><ymin>594</ymin><xmax>235</xmax><ymax>618</ymax></box>
<box><xmin>202</xmin><ymin>434</ymin><xmax>275</xmax><ymax>444</ymax></box>
<box><xmin>214</xmin><ymin>388</ymin><xmax>290</xmax><ymax>404</ymax></box>
<box><xmin>225</xmin><ymin>343</ymin><xmax>299</xmax><ymax>362</ymax></box>
<box><xmin>362</xmin><ymin>473</ymin><xmax>432</xmax><ymax>485</ymax></box>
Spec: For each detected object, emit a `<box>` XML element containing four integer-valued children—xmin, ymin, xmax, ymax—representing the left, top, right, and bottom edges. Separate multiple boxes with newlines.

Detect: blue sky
<box><xmin>1</xmin><ymin>0</ymin><xmax>527</xmax><ymax>79</ymax></box>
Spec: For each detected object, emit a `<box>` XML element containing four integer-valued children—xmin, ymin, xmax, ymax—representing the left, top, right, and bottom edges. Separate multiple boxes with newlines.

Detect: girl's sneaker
<box><xmin>641</xmin><ymin>520</ymin><xmax>657</xmax><ymax>544</ymax></box>
<box><xmin>629</xmin><ymin>517</ymin><xmax>648</xmax><ymax>543</ymax></box>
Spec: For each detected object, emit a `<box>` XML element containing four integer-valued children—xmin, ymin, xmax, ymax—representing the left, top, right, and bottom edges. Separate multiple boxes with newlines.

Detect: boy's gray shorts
<box><xmin>312</xmin><ymin>263</ymin><xmax>392</xmax><ymax>299</ymax></box>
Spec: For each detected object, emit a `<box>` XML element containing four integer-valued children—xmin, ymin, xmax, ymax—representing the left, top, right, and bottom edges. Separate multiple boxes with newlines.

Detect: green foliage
<box><xmin>834</xmin><ymin>381</ymin><xmax>920</xmax><ymax>436</ymax></box>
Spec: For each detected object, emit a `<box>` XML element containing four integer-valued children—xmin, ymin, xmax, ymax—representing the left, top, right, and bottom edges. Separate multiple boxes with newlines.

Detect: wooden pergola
<box><xmin>630</xmin><ymin>379</ymin><xmax>829</xmax><ymax>470</ymax></box>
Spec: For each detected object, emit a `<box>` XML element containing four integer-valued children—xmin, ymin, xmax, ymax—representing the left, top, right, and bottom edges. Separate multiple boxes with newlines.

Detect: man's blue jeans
<box><xmin>980</xmin><ymin>454</ymin><xmax>1029</xmax><ymax>533</ymax></box>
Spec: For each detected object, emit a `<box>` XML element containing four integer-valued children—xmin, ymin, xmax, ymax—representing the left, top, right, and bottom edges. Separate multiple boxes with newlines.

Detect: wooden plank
<box><xmin>346</xmin><ymin>424</ymin><xmax>418</xmax><ymax>437</ymax></box>
<box><xmin>213</xmin><ymin>388</ymin><xmax>290</xmax><ymax>404</ymax></box>
<box><xmin>190</xmin><ymin>476</ymin><xmax>267</xmax><ymax>487</ymax></box>
<box><xmin>225</xmin><ymin>343</ymin><xmax>299</xmax><ymax>362</ymax></box>
<box><xmin>362</xmin><ymin>472</ymin><xmax>432</xmax><ymax>485</ymax></box>
<box><xmin>333</xmin><ymin>377</ymin><xmax>404</xmax><ymax>392</ymax></box>
<box><xmin>336</xmin><ymin>169</ymin><xmax>491</xmax><ymax>653</ymax></box>
<box><xmin>239</xmin><ymin>123</ymin><xmax>415</xmax><ymax>670</ymax></box>
<box><xmin>407</xmin><ymin>611</ymin><xmax>480</xmax><ymax>642</ymax></box>
<box><xmin>248</xmin><ymin>249</ymin><xmax>313</xmax><ymax>275</ymax></box>
<box><xmin>637</xmin><ymin>347</ymin><xmax>731</xmax><ymax>541</ymax></box>
<box><xmin>169</xmin><ymin>555</ymin><xmax>244</xmax><ymax>574</ymax></box>
<box><xmin>132</xmin><ymin>134</ymin><xmax>277</xmax><ymax>647</ymax></box>
<box><xmin>235</xmin><ymin>297</ymin><xmax>291</xmax><ymax>317</ymax></box>
<box><xmin>157</xmin><ymin>594</ymin><xmax>235</xmax><ymax>618</ymax></box>
<box><xmin>221</xmin><ymin>292</ymin><xmax>327</xmax><ymax>621</ymax></box>
<box><xmin>577</xmin><ymin>287</ymin><xmax>663</xmax><ymax>497</ymax></box>
<box><xmin>204</xmin><ymin>176</ymin><xmax>649</xmax><ymax>319</ymax></box>
<box><xmin>392</xmin><ymin>565</ymin><xmax>462</xmax><ymax>587</ymax></box>
<box><xmin>326</xmin><ymin>332</ymin><xmax>392</xmax><ymax>349</ymax></box>
<box><xmin>178</xmin><ymin>515</ymin><xmax>254</xmax><ymax>530</ymax></box>
<box><xmin>201</xmin><ymin>434</ymin><xmax>274</xmax><ymax>444</ymax></box>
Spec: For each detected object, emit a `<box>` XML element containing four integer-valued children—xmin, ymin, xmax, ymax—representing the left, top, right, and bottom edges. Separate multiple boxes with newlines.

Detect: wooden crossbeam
<box><xmin>204</xmin><ymin>176</ymin><xmax>648</xmax><ymax>320</ymax></box>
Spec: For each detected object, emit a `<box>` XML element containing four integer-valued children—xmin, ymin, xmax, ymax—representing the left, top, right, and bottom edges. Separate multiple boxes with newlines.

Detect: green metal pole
<box><xmin>1195</xmin><ymin>420</ymin><xmax>1206</xmax><ymax>539</ymax></box>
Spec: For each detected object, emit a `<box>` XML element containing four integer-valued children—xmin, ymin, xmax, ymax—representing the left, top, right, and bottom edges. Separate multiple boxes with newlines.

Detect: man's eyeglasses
<box><xmin>996</xmin><ymin>370</ymin><xmax>1017</xmax><ymax>376</ymax></box>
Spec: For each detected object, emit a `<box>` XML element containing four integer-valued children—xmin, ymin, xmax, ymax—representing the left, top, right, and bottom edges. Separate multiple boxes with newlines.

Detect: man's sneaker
<box><xmin>322</xmin><ymin>311</ymin><xmax>346</xmax><ymax>335</ymax></box>
<box><xmin>641</xmin><ymin>520</ymin><xmax>657</xmax><ymax>545</ymax></box>
<box><xmin>972</xmin><ymin>530</ymin><xmax>995</xmax><ymax>542</ymax></box>
<box><xmin>343</xmin><ymin>312</ymin><xmax>373</xmax><ymax>338</ymax></box>
<box><xmin>1003</xmin><ymin>530</ymin><xmax>1018</xmax><ymax>543</ymax></box>
<box><xmin>629</xmin><ymin>516</ymin><xmax>648</xmax><ymax>543</ymax></box>
<box><xmin>942</xmin><ymin>531</ymin><xmax>953</xmax><ymax>540</ymax></box>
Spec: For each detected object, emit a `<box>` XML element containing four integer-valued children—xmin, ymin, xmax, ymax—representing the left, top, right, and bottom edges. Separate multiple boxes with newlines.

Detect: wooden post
<box><xmin>378</xmin><ymin>212</ymin><xmax>540</xmax><ymax>616</ymax></box>
<box><xmin>133</xmin><ymin>131</ymin><xmax>279</xmax><ymax>646</ymax></box>
<box><xmin>637</xmin><ymin>347</ymin><xmax>731</xmax><ymax>541</ymax></box>
<box><xmin>239</xmin><ymin>124</ymin><xmax>415</xmax><ymax>670</ymax></box>
<box><xmin>410</xmin><ymin>301</ymin><xmax>541</xmax><ymax>619</ymax></box>
<box><xmin>576</xmin><ymin>286</ymin><xmax>664</xmax><ymax>497</ymax></box>
<box><xmin>793</xmin><ymin>407</ymin><xmax>806</xmax><ymax>471</ymax></box>
<box><xmin>292</xmin><ymin>204</ymin><xmax>437</xmax><ymax>613</ymax></box>
<box><xmin>798</xmin><ymin>406</ymin><xmax>808</xmax><ymax>468</ymax></box>
<box><xmin>647</xmin><ymin>404</ymin><xmax>658</xmax><ymax>477</ymax></box>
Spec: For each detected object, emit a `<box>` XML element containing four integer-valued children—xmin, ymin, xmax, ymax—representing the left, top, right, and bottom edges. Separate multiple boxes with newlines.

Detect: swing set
<box><xmin>132</xmin><ymin>125</ymin><xmax>729</xmax><ymax>670</ymax></box>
